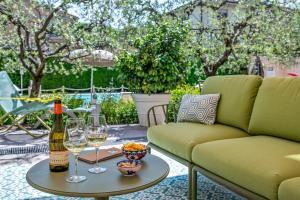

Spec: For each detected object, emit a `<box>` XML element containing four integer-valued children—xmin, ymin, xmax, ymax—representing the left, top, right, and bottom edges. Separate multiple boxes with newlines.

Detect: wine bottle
<box><xmin>49</xmin><ymin>99</ymin><xmax>69</xmax><ymax>172</ymax></box>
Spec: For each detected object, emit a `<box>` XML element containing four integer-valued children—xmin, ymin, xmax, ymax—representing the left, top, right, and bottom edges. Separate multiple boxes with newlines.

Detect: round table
<box><xmin>26</xmin><ymin>154</ymin><xmax>169</xmax><ymax>200</ymax></box>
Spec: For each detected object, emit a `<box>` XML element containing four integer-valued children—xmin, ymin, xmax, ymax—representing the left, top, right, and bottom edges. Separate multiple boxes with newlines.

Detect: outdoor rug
<box><xmin>0</xmin><ymin>150</ymin><xmax>246</xmax><ymax>200</ymax></box>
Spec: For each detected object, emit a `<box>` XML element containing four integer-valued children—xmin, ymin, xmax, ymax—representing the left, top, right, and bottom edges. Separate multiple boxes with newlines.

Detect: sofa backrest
<box><xmin>201</xmin><ymin>75</ymin><xmax>262</xmax><ymax>131</ymax></box>
<box><xmin>249</xmin><ymin>77</ymin><xmax>300</xmax><ymax>141</ymax></box>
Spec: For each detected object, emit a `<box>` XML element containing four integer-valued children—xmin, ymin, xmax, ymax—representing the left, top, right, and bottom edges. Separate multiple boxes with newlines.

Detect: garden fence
<box><xmin>21</xmin><ymin>85</ymin><xmax>129</xmax><ymax>96</ymax></box>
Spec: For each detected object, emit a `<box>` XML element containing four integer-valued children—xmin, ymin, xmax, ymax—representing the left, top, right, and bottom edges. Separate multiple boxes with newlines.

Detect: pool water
<box><xmin>68</xmin><ymin>93</ymin><xmax>121</xmax><ymax>105</ymax></box>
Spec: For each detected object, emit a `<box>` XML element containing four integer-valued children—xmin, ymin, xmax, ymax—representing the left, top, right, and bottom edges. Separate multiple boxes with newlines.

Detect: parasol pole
<box><xmin>90</xmin><ymin>66</ymin><xmax>94</xmax><ymax>102</ymax></box>
<box><xmin>20</xmin><ymin>68</ymin><xmax>24</xmax><ymax>95</ymax></box>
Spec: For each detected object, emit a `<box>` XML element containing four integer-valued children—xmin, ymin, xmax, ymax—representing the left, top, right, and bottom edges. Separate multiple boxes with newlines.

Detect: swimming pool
<box><xmin>67</xmin><ymin>93</ymin><xmax>122</xmax><ymax>104</ymax></box>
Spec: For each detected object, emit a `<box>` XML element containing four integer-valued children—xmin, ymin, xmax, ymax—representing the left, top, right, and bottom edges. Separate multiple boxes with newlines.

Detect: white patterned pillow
<box><xmin>177</xmin><ymin>94</ymin><xmax>221</xmax><ymax>125</ymax></box>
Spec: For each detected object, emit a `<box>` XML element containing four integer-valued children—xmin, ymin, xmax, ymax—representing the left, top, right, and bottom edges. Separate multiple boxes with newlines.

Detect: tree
<box><xmin>114</xmin><ymin>0</ymin><xmax>190</xmax><ymax>49</ymax></box>
<box><xmin>178</xmin><ymin>0</ymin><xmax>300</xmax><ymax>77</ymax></box>
<box><xmin>115</xmin><ymin>19</ymin><xmax>190</xmax><ymax>94</ymax></box>
<box><xmin>119</xmin><ymin>0</ymin><xmax>300</xmax><ymax>79</ymax></box>
<box><xmin>0</xmin><ymin>0</ymin><xmax>114</xmax><ymax>97</ymax></box>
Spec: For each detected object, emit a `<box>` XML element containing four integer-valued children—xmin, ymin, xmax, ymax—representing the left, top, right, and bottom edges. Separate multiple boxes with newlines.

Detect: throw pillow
<box><xmin>177</xmin><ymin>94</ymin><xmax>220</xmax><ymax>125</ymax></box>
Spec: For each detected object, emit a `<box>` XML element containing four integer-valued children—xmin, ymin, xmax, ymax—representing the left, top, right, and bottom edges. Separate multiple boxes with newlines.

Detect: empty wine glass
<box><xmin>64</xmin><ymin>118</ymin><xmax>87</xmax><ymax>183</ymax></box>
<box><xmin>85</xmin><ymin>115</ymin><xmax>109</xmax><ymax>174</ymax></box>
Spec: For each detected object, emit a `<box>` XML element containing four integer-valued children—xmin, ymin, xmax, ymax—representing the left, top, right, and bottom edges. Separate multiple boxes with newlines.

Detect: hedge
<box><xmin>7</xmin><ymin>67</ymin><xmax>121</xmax><ymax>90</ymax></box>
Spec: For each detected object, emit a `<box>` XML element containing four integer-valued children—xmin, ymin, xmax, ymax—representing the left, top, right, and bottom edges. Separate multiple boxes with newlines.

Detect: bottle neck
<box><xmin>54</xmin><ymin>113</ymin><xmax>63</xmax><ymax>121</ymax></box>
<box><xmin>54</xmin><ymin>103</ymin><xmax>62</xmax><ymax>115</ymax></box>
<box><xmin>52</xmin><ymin>103</ymin><xmax>63</xmax><ymax>133</ymax></box>
<box><xmin>53</xmin><ymin>102</ymin><xmax>63</xmax><ymax>124</ymax></box>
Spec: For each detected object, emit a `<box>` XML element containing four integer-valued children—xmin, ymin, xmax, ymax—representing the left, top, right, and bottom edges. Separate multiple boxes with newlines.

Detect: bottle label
<box><xmin>49</xmin><ymin>151</ymin><xmax>69</xmax><ymax>165</ymax></box>
<box><xmin>54</xmin><ymin>103</ymin><xmax>62</xmax><ymax>114</ymax></box>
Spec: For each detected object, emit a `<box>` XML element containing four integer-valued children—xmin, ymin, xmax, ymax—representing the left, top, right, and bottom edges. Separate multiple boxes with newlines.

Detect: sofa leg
<box><xmin>191</xmin><ymin>168</ymin><xmax>197</xmax><ymax>200</ymax></box>
<box><xmin>188</xmin><ymin>164</ymin><xmax>194</xmax><ymax>200</ymax></box>
<box><xmin>147</xmin><ymin>145</ymin><xmax>151</xmax><ymax>154</ymax></box>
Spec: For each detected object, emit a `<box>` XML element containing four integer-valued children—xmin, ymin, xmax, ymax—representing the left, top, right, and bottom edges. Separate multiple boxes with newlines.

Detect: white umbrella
<box><xmin>69</xmin><ymin>49</ymin><xmax>114</xmax><ymax>89</ymax></box>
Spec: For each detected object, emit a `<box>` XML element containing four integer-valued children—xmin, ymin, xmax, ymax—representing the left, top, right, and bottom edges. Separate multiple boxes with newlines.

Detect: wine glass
<box><xmin>64</xmin><ymin>118</ymin><xmax>87</xmax><ymax>183</ymax></box>
<box><xmin>85</xmin><ymin>115</ymin><xmax>109</xmax><ymax>174</ymax></box>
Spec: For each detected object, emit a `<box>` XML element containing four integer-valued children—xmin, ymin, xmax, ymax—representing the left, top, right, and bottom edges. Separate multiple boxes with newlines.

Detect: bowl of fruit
<box><xmin>117</xmin><ymin>159</ymin><xmax>142</xmax><ymax>176</ymax></box>
<box><xmin>122</xmin><ymin>143</ymin><xmax>147</xmax><ymax>160</ymax></box>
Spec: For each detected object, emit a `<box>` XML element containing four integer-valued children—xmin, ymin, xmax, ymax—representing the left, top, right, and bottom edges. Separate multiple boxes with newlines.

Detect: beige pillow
<box><xmin>177</xmin><ymin>94</ymin><xmax>220</xmax><ymax>125</ymax></box>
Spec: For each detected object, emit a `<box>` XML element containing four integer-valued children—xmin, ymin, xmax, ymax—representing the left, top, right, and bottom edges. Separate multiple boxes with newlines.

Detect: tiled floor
<box><xmin>0</xmin><ymin>124</ymin><xmax>246</xmax><ymax>200</ymax></box>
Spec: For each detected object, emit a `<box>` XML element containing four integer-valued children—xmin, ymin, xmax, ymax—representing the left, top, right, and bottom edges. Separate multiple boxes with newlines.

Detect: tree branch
<box><xmin>204</xmin><ymin>8</ymin><xmax>255</xmax><ymax>76</ymax></box>
<box><xmin>184</xmin><ymin>0</ymin><xmax>227</xmax><ymax>18</ymax></box>
<box><xmin>36</xmin><ymin>3</ymin><xmax>65</xmax><ymax>36</ymax></box>
<box><xmin>0</xmin><ymin>4</ymin><xmax>31</xmax><ymax>50</ymax></box>
<box><xmin>34</xmin><ymin>3</ymin><xmax>67</xmax><ymax>76</ymax></box>
<box><xmin>46</xmin><ymin>44</ymin><xmax>68</xmax><ymax>57</ymax></box>
<box><xmin>16</xmin><ymin>25</ymin><xmax>35</xmax><ymax>76</ymax></box>
<box><xmin>28</xmin><ymin>56</ymin><xmax>40</xmax><ymax>68</ymax></box>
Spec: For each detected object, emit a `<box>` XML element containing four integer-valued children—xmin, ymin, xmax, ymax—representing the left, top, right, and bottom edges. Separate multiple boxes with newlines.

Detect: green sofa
<box><xmin>147</xmin><ymin>75</ymin><xmax>300</xmax><ymax>200</ymax></box>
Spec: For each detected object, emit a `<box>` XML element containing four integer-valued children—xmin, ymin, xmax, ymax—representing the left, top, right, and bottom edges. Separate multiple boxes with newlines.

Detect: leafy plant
<box><xmin>6</xmin><ymin>67</ymin><xmax>120</xmax><ymax>90</ymax></box>
<box><xmin>62</xmin><ymin>93</ymin><xmax>84</xmax><ymax>109</ymax></box>
<box><xmin>115</xmin><ymin>19</ymin><xmax>190</xmax><ymax>94</ymax></box>
<box><xmin>0</xmin><ymin>109</ymin><xmax>12</xmax><ymax>125</ymax></box>
<box><xmin>20</xmin><ymin>92</ymin><xmax>83</xmax><ymax>127</ymax></box>
<box><xmin>101</xmin><ymin>97</ymin><xmax>138</xmax><ymax>125</ymax></box>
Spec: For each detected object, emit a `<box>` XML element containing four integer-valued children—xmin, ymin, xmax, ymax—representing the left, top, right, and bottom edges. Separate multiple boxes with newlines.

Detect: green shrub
<box><xmin>1</xmin><ymin>84</ymin><xmax>201</xmax><ymax>127</ymax></box>
<box><xmin>23</xmin><ymin>93</ymin><xmax>84</xmax><ymax>127</ymax></box>
<box><xmin>0</xmin><ymin>109</ymin><xmax>12</xmax><ymax>125</ymax></box>
<box><xmin>6</xmin><ymin>67</ymin><xmax>121</xmax><ymax>90</ymax></box>
<box><xmin>115</xmin><ymin>19</ymin><xmax>190</xmax><ymax>94</ymax></box>
<box><xmin>168</xmin><ymin>85</ymin><xmax>200</xmax><ymax>122</ymax></box>
<box><xmin>101</xmin><ymin>98</ymin><xmax>138</xmax><ymax>125</ymax></box>
<box><xmin>0</xmin><ymin>92</ymin><xmax>138</xmax><ymax>128</ymax></box>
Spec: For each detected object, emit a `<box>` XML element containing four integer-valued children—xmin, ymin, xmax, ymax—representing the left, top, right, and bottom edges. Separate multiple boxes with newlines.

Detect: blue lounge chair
<box><xmin>0</xmin><ymin>71</ymin><xmax>75</xmax><ymax>138</ymax></box>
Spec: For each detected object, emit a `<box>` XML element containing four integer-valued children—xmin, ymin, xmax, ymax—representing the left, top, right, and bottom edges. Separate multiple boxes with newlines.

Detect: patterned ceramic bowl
<box><xmin>117</xmin><ymin>160</ymin><xmax>142</xmax><ymax>176</ymax></box>
<box><xmin>122</xmin><ymin>148</ymin><xmax>147</xmax><ymax>160</ymax></box>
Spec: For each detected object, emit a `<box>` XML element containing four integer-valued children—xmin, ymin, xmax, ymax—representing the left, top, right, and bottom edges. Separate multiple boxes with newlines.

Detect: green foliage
<box><xmin>5</xmin><ymin>67</ymin><xmax>120</xmax><ymax>89</ymax></box>
<box><xmin>186</xmin><ymin>55</ymin><xmax>249</xmax><ymax>85</ymax></box>
<box><xmin>167</xmin><ymin>84</ymin><xmax>200</xmax><ymax>122</ymax></box>
<box><xmin>115</xmin><ymin>19</ymin><xmax>190</xmax><ymax>94</ymax></box>
<box><xmin>41</xmin><ymin>67</ymin><xmax>121</xmax><ymax>89</ymax></box>
<box><xmin>178</xmin><ymin>0</ymin><xmax>300</xmax><ymax>78</ymax></box>
<box><xmin>63</xmin><ymin>95</ymin><xmax>84</xmax><ymax>109</ymax></box>
<box><xmin>101</xmin><ymin>98</ymin><xmax>138</xmax><ymax>125</ymax></box>
<box><xmin>23</xmin><ymin>93</ymin><xmax>84</xmax><ymax>126</ymax></box>
<box><xmin>0</xmin><ymin>85</ymin><xmax>201</xmax><ymax>127</ymax></box>
<box><xmin>4</xmin><ymin>95</ymin><xmax>138</xmax><ymax>127</ymax></box>
<box><xmin>217</xmin><ymin>56</ymin><xmax>249</xmax><ymax>76</ymax></box>
<box><xmin>0</xmin><ymin>109</ymin><xmax>11</xmax><ymax>125</ymax></box>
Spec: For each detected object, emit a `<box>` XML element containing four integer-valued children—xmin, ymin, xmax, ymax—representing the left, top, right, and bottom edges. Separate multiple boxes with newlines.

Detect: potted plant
<box><xmin>115</xmin><ymin>20</ymin><xmax>190</xmax><ymax>126</ymax></box>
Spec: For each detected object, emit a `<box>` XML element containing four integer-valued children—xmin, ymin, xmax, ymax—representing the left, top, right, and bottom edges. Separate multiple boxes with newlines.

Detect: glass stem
<box><xmin>75</xmin><ymin>153</ymin><xmax>79</xmax><ymax>177</ymax></box>
<box><xmin>96</xmin><ymin>147</ymin><xmax>99</xmax><ymax>168</ymax></box>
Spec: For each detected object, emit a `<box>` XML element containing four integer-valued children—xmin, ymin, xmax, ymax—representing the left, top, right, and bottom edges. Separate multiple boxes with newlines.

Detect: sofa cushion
<box><xmin>249</xmin><ymin>77</ymin><xmax>300</xmax><ymax>142</ymax></box>
<box><xmin>192</xmin><ymin>136</ymin><xmax>300</xmax><ymax>200</ymax></box>
<box><xmin>201</xmin><ymin>75</ymin><xmax>262</xmax><ymax>131</ymax></box>
<box><xmin>147</xmin><ymin>122</ymin><xmax>248</xmax><ymax>162</ymax></box>
<box><xmin>278</xmin><ymin>177</ymin><xmax>300</xmax><ymax>200</ymax></box>
<box><xmin>177</xmin><ymin>94</ymin><xmax>220</xmax><ymax>125</ymax></box>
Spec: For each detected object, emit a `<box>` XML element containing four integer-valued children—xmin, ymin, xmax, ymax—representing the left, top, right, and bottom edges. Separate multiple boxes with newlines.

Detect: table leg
<box><xmin>94</xmin><ymin>197</ymin><xmax>109</xmax><ymax>200</ymax></box>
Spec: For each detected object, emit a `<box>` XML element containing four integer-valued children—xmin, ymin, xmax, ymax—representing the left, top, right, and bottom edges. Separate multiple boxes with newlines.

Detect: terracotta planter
<box><xmin>132</xmin><ymin>94</ymin><xmax>171</xmax><ymax>127</ymax></box>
